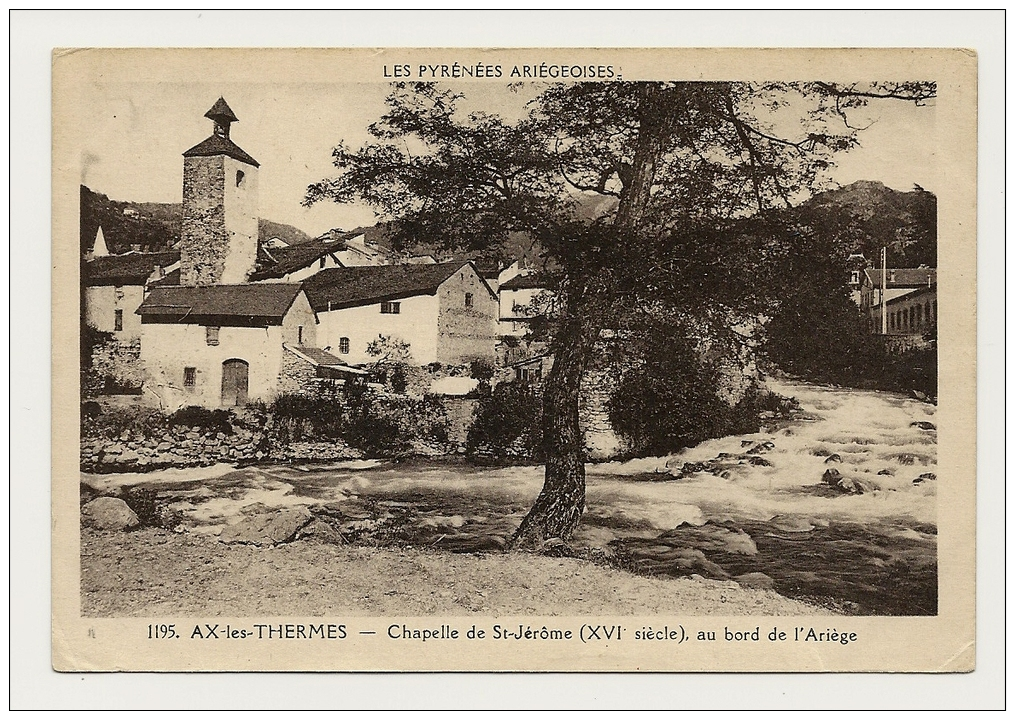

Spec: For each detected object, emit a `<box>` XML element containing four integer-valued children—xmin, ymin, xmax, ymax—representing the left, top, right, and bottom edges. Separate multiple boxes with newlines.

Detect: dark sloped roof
<box><xmin>137</xmin><ymin>283</ymin><xmax>303</xmax><ymax>326</ymax></box>
<box><xmin>864</xmin><ymin>268</ymin><xmax>936</xmax><ymax>288</ymax></box>
<box><xmin>289</xmin><ymin>346</ymin><xmax>348</xmax><ymax>367</ymax></box>
<box><xmin>250</xmin><ymin>238</ymin><xmax>348</xmax><ymax>281</ymax></box>
<box><xmin>302</xmin><ymin>262</ymin><xmax>471</xmax><ymax>312</ymax></box>
<box><xmin>148</xmin><ymin>268</ymin><xmax>180</xmax><ymax>288</ymax></box>
<box><xmin>500</xmin><ymin>272</ymin><xmax>552</xmax><ymax>291</ymax></box>
<box><xmin>183</xmin><ymin>134</ymin><xmax>260</xmax><ymax>167</ymax></box>
<box><xmin>205</xmin><ymin>97</ymin><xmax>238</xmax><ymax>123</ymax></box>
<box><xmin>84</xmin><ymin>251</ymin><xmax>180</xmax><ymax>286</ymax></box>
<box><xmin>885</xmin><ymin>283</ymin><xmax>936</xmax><ymax>306</ymax></box>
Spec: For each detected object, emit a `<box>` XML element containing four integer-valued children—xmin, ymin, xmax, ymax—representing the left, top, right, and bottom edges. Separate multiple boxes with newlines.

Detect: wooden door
<box><xmin>221</xmin><ymin>359</ymin><xmax>249</xmax><ymax>407</ymax></box>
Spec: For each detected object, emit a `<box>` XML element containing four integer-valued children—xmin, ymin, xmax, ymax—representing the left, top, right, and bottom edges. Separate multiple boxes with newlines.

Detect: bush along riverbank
<box><xmin>80</xmin><ymin>387</ymin><xmax>455</xmax><ymax>474</ymax></box>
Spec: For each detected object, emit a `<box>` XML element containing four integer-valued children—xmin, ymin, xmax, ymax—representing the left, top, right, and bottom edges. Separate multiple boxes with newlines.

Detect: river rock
<box><xmin>910</xmin><ymin>421</ymin><xmax>936</xmax><ymax>430</ymax></box>
<box><xmin>296</xmin><ymin>519</ymin><xmax>346</xmax><ymax>544</ymax></box>
<box><xmin>82</xmin><ymin>497</ymin><xmax>139</xmax><ymax>531</ymax></box>
<box><xmin>735</xmin><ymin>572</ymin><xmax>776</xmax><ymax>590</ymax></box>
<box><xmin>665</xmin><ymin>547</ymin><xmax>729</xmax><ymax>579</ymax></box>
<box><xmin>219</xmin><ymin>506</ymin><xmax>313</xmax><ymax>545</ymax></box>
<box><xmin>658</xmin><ymin>523</ymin><xmax>758</xmax><ymax>556</ymax></box>
<box><xmin>768</xmin><ymin>514</ymin><xmax>815</xmax><ymax>533</ymax></box>
<box><xmin>876</xmin><ymin>468</ymin><xmax>895</xmax><ymax>476</ymax></box>
<box><xmin>419</xmin><ymin>514</ymin><xmax>467</xmax><ymax>530</ymax></box>
<box><xmin>824</xmin><ymin>453</ymin><xmax>842</xmax><ymax>463</ymax></box>
<box><xmin>822</xmin><ymin>468</ymin><xmax>842</xmax><ymax>486</ymax></box>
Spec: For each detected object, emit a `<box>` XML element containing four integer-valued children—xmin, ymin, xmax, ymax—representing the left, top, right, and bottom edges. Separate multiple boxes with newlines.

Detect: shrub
<box><xmin>167</xmin><ymin>406</ymin><xmax>234</xmax><ymax>435</ymax></box>
<box><xmin>82</xmin><ymin>403</ymin><xmax>168</xmax><ymax>440</ymax></box>
<box><xmin>469</xmin><ymin>359</ymin><xmax>495</xmax><ymax>382</ymax></box>
<box><xmin>466</xmin><ymin>380</ymin><xmax>544</xmax><ymax>460</ymax></box>
<box><xmin>121</xmin><ymin>486</ymin><xmax>181</xmax><ymax>529</ymax></box>
<box><xmin>607</xmin><ymin>329</ymin><xmax>790</xmax><ymax>457</ymax></box>
<box><xmin>269</xmin><ymin>391</ymin><xmax>346</xmax><ymax>445</ymax></box>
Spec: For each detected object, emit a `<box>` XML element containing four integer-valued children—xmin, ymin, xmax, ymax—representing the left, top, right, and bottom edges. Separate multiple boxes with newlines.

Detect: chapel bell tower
<box><xmin>179</xmin><ymin>97</ymin><xmax>260</xmax><ymax>286</ymax></box>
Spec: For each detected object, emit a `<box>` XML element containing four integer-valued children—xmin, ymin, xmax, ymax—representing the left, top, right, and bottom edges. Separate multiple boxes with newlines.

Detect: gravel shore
<box><xmin>81</xmin><ymin>528</ymin><xmax>827</xmax><ymax>618</ymax></box>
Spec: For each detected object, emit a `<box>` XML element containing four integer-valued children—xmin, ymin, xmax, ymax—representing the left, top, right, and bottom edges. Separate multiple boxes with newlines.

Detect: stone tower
<box><xmin>180</xmin><ymin>97</ymin><xmax>260</xmax><ymax>286</ymax></box>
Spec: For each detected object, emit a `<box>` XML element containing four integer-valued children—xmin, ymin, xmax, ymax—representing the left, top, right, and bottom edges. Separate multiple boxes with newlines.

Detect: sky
<box><xmin>75</xmin><ymin>79</ymin><xmax>936</xmax><ymax>239</ymax></box>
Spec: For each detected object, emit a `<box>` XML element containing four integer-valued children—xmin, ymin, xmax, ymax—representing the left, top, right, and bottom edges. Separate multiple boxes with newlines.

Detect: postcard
<box><xmin>52</xmin><ymin>46</ymin><xmax>976</xmax><ymax>672</ymax></box>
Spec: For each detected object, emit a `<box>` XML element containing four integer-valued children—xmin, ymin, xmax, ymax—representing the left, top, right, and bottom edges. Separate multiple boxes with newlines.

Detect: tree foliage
<box><xmin>306</xmin><ymin>79</ymin><xmax>936</xmax><ymax>546</ymax></box>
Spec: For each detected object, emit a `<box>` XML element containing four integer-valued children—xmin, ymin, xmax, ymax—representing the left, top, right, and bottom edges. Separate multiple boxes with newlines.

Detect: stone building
<box><xmin>82</xmin><ymin>226</ymin><xmax>180</xmax><ymax>341</ymax></box>
<box><xmin>179</xmin><ymin>97</ymin><xmax>260</xmax><ymax>287</ymax></box>
<box><xmin>137</xmin><ymin>283</ymin><xmax>318</xmax><ymax>410</ymax></box>
<box><xmin>860</xmin><ymin>267</ymin><xmax>937</xmax><ymax>332</ymax></box>
<box><xmin>302</xmin><ymin>261</ymin><xmax>499</xmax><ymax>366</ymax></box>
<box><xmin>137</xmin><ymin>98</ymin><xmax>342</xmax><ymax>410</ymax></box>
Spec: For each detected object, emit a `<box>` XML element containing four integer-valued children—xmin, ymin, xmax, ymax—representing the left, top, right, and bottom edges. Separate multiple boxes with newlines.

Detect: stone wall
<box><xmin>277</xmin><ymin>348</ymin><xmax>318</xmax><ymax>394</ymax></box>
<box><xmin>180</xmin><ymin>155</ymin><xmax>228</xmax><ymax>286</ymax></box>
<box><xmin>87</xmin><ymin>337</ymin><xmax>144</xmax><ymax>395</ymax></box>
<box><xmin>579</xmin><ymin>366</ymin><xmax>630</xmax><ymax>461</ymax></box>
<box><xmin>436</xmin><ymin>266</ymin><xmax>498</xmax><ymax>365</ymax></box>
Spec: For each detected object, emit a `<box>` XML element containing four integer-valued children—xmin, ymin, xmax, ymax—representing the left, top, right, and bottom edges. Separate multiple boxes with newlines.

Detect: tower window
<box><xmin>236</xmin><ymin>170</ymin><xmax>245</xmax><ymax>187</ymax></box>
<box><xmin>297</xmin><ymin>325</ymin><xmax>304</xmax><ymax>345</ymax></box>
<box><xmin>380</xmin><ymin>301</ymin><xmax>400</xmax><ymax>314</ymax></box>
<box><xmin>206</xmin><ymin>326</ymin><xmax>220</xmax><ymax>346</ymax></box>
<box><xmin>465</xmin><ymin>293</ymin><xmax>474</xmax><ymax>309</ymax></box>
<box><xmin>184</xmin><ymin>367</ymin><xmax>197</xmax><ymax>388</ymax></box>
<box><xmin>114</xmin><ymin>309</ymin><xmax>123</xmax><ymax>332</ymax></box>
<box><xmin>339</xmin><ymin>338</ymin><xmax>350</xmax><ymax>354</ymax></box>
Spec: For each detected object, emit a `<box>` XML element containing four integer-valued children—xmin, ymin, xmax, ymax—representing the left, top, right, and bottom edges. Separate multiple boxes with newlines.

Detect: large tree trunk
<box><xmin>511</xmin><ymin>306</ymin><xmax>600</xmax><ymax>549</ymax></box>
<box><xmin>511</xmin><ymin>83</ymin><xmax>669</xmax><ymax>550</ymax></box>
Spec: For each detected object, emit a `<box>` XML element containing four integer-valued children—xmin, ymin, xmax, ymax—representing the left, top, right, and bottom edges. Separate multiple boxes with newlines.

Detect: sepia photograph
<box><xmin>46</xmin><ymin>42</ymin><xmax>981</xmax><ymax>677</ymax></box>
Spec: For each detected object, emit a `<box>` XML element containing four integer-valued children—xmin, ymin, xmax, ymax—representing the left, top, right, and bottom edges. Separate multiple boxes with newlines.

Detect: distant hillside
<box><xmin>797</xmin><ymin>180</ymin><xmax>936</xmax><ymax>268</ymax></box>
<box><xmin>259</xmin><ymin>219</ymin><xmax>311</xmax><ymax>246</ymax></box>
<box><xmin>80</xmin><ymin>185</ymin><xmax>311</xmax><ymax>254</ymax></box>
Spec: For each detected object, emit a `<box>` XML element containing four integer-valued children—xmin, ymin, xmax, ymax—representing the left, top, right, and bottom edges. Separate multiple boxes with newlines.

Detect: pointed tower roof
<box><xmin>183</xmin><ymin>97</ymin><xmax>259</xmax><ymax>167</ymax></box>
<box><xmin>205</xmin><ymin>97</ymin><xmax>239</xmax><ymax>123</ymax></box>
<box><xmin>91</xmin><ymin>225</ymin><xmax>109</xmax><ymax>258</ymax></box>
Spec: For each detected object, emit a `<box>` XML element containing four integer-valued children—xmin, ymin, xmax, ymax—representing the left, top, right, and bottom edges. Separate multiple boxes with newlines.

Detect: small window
<box><xmin>339</xmin><ymin>337</ymin><xmax>350</xmax><ymax>354</ymax></box>
<box><xmin>206</xmin><ymin>326</ymin><xmax>220</xmax><ymax>346</ymax></box>
<box><xmin>236</xmin><ymin>170</ymin><xmax>245</xmax><ymax>187</ymax></box>
<box><xmin>319</xmin><ymin>256</ymin><xmax>326</xmax><ymax>269</ymax></box>
<box><xmin>183</xmin><ymin>367</ymin><xmax>197</xmax><ymax>388</ymax></box>
<box><xmin>114</xmin><ymin>309</ymin><xmax>123</xmax><ymax>332</ymax></box>
<box><xmin>890</xmin><ymin>312</ymin><xmax>896</xmax><ymax>331</ymax></box>
<box><xmin>381</xmin><ymin>301</ymin><xmax>400</xmax><ymax>314</ymax></box>
<box><xmin>465</xmin><ymin>292</ymin><xmax>474</xmax><ymax>309</ymax></box>
<box><xmin>297</xmin><ymin>325</ymin><xmax>304</xmax><ymax>345</ymax></box>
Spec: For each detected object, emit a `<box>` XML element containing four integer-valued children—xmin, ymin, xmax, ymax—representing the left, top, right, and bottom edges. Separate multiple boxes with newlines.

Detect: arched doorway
<box><xmin>221</xmin><ymin>359</ymin><xmax>249</xmax><ymax>407</ymax></box>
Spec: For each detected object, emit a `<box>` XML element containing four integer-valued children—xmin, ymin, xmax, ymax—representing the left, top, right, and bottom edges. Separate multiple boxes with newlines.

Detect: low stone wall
<box><xmin>81</xmin><ymin>425</ymin><xmax>268</xmax><ymax>473</ymax></box>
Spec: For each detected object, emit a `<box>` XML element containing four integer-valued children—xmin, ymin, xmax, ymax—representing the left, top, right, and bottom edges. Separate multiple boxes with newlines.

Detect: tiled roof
<box><xmin>500</xmin><ymin>272</ymin><xmax>552</xmax><ymax>290</ymax></box>
<box><xmin>301</xmin><ymin>262</ymin><xmax>470</xmax><ymax>312</ymax></box>
<box><xmin>183</xmin><ymin>134</ymin><xmax>260</xmax><ymax>167</ymax></box>
<box><xmin>864</xmin><ymin>268</ymin><xmax>936</xmax><ymax>289</ymax></box>
<box><xmin>137</xmin><ymin>283</ymin><xmax>303</xmax><ymax>326</ymax></box>
<box><xmin>148</xmin><ymin>269</ymin><xmax>180</xmax><ymax>288</ymax></box>
<box><xmin>83</xmin><ymin>251</ymin><xmax>180</xmax><ymax>286</ymax></box>
<box><xmin>288</xmin><ymin>346</ymin><xmax>347</xmax><ymax>367</ymax></box>
<box><xmin>250</xmin><ymin>237</ymin><xmax>348</xmax><ymax>281</ymax></box>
